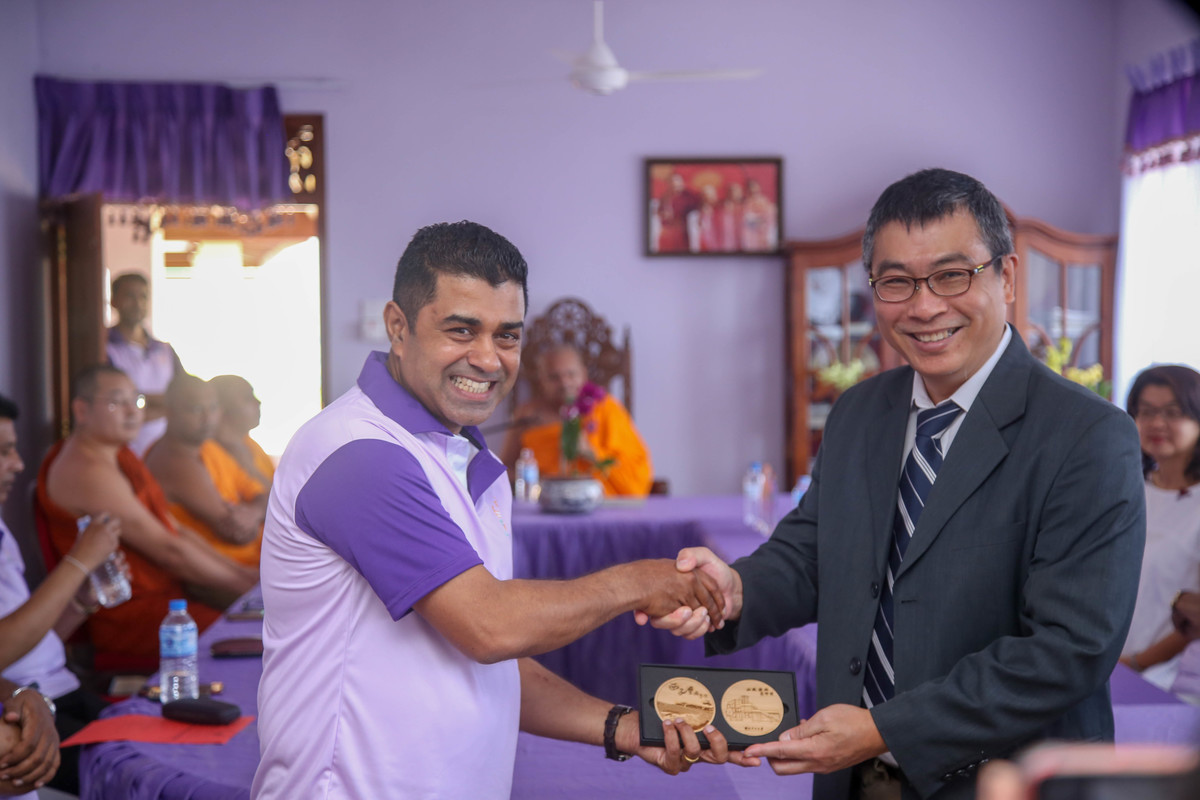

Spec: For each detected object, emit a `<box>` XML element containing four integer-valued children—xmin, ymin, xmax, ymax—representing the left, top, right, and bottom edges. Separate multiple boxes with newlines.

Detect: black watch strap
<box><xmin>603</xmin><ymin>704</ymin><xmax>635</xmax><ymax>761</ymax></box>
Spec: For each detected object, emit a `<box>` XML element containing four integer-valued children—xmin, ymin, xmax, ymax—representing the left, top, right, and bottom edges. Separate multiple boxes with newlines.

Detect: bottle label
<box><xmin>160</xmin><ymin>625</ymin><xmax>198</xmax><ymax>658</ymax></box>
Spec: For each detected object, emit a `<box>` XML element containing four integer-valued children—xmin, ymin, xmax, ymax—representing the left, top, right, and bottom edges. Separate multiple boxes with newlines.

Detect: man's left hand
<box><xmin>619</xmin><ymin>713</ymin><xmax>760</xmax><ymax>775</ymax></box>
<box><xmin>743</xmin><ymin>704</ymin><xmax>886</xmax><ymax>776</ymax></box>
<box><xmin>0</xmin><ymin>690</ymin><xmax>60</xmax><ymax>790</ymax></box>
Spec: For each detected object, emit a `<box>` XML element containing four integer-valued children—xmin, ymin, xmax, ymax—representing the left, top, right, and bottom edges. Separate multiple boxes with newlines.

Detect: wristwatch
<box><xmin>604</xmin><ymin>704</ymin><xmax>634</xmax><ymax>761</ymax></box>
<box><xmin>9</xmin><ymin>685</ymin><xmax>56</xmax><ymax>717</ymax></box>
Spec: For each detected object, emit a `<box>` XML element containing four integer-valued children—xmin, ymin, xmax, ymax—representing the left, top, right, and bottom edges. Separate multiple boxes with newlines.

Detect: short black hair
<box><xmin>71</xmin><ymin>364</ymin><xmax>128</xmax><ymax>401</ymax></box>
<box><xmin>111</xmin><ymin>271</ymin><xmax>149</xmax><ymax>296</ymax></box>
<box><xmin>0</xmin><ymin>393</ymin><xmax>18</xmax><ymax>422</ymax></box>
<box><xmin>392</xmin><ymin>221</ymin><xmax>528</xmax><ymax>330</ymax></box>
<box><xmin>1126</xmin><ymin>364</ymin><xmax>1200</xmax><ymax>482</ymax></box>
<box><xmin>862</xmin><ymin>168</ymin><xmax>1013</xmax><ymax>273</ymax></box>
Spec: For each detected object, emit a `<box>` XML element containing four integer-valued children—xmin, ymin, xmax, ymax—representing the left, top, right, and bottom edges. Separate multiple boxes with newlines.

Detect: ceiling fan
<box><xmin>562</xmin><ymin>1</ymin><xmax>762</xmax><ymax>96</ymax></box>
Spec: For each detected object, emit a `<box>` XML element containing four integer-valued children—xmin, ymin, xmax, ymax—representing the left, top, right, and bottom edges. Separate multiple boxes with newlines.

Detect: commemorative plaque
<box><xmin>638</xmin><ymin>664</ymin><xmax>799</xmax><ymax>750</ymax></box>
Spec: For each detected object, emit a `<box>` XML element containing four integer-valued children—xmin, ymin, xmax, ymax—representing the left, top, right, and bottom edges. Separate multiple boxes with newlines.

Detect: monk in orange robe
<box><xmin>39</xmin><ymin>366</ymin><xmax>257</xmax><ymax>664</ymax></box>
<box><xmin>210</xmin><ymin>374</ymin><xmax>275</xmax><ymax>487</ymax></box>
<box><xmin>145</xmin><ymin>376</ymin><xmax>267</xmax><ymax>568</ymax></box>
<box><xmin>502</xmin><ymin>345</ymin><xmax>652</xmax><ymax>496</ymax></box>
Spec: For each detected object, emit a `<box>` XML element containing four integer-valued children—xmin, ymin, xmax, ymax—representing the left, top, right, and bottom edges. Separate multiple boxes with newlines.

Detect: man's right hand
<box><xmin>630</xmin><ymin>559</ymin><xmax>725</xmax><ymax>625</ymax></box>
<box><xmin>635</xmin><ymin>547</ymin><xmax>742</xmax><ymax>639</ymax></box>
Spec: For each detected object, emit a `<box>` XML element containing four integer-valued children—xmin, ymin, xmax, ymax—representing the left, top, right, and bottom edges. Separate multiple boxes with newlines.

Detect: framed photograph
<box><xmin>644</xmin><ymin>157</ymin><xmax>783</xmax><ymax>256</ymax></box>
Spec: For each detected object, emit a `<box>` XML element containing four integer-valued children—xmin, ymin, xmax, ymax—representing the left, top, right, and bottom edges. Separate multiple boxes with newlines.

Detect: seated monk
<box><xmin>144</xmin><ymin>375</ymin><xmax>267</xmax><ymax>568</ymax></box>
<box><xmin>502</xmin><ymin>344</ymin><xmax>652</xmax><ymax>496</ymax></box>
<box><xmin>38</xmin><ymin>365</ymin><xmax>258</xmax><ymax>664</ymax></box>
<box><xmin>209</xmin><ymin>374</ymin><xmax>274</xmax><ymax>487</ymax></box>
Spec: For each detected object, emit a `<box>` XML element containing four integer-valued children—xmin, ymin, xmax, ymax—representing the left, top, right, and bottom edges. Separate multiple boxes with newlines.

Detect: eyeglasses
<box><xmin>868</xmin><ymin>256</ymin><xmax>1001</xmax><ymax>303</ymax></box>
<box><xmin>1135</xmin><ymin>405</ymin><xmax>1188</xmax><ymax>423</ymax></box>
<box><xmin>90</xmin><ymin>394</ymin><xmax>146</xmax><ymax>413</ymax></box>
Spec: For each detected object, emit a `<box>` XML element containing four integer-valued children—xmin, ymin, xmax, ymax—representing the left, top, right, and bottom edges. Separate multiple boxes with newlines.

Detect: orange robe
<box><xmin>245</xmin><ymin>435</ymin><xmax>276</xmax><ymax>483</ymax></box>
<box><xmin>163</xmin><ymin>441</ymin><xmax>265</xmax><ymax>568</ymax></box>
<box><xmin>519</xmin><ymin>394</ymin><xmax>653</xmax><ymax>496</ymax></box>
<box><xmin>37</xmin><ymin>442</ymin><xmax>221</xmax><ymax>663</ymax></box>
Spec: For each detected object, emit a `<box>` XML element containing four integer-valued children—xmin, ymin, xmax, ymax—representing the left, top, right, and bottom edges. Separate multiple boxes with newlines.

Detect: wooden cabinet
<box><xmin>783</xmin><ymin>213</ymin><xmax>1117</xmax><ymax>486</ymax></box>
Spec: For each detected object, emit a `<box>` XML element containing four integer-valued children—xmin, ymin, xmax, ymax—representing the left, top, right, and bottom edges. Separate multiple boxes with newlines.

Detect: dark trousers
<box><xmin>50</xmin><ymin>687</ymin><xmax>110</xmax><ymax>795</ymax></box>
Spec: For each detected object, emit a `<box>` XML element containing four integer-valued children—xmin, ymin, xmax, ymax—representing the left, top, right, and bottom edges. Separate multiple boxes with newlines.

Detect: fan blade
<box><xmin>626</xmin><ymin>68</ymin><xmax>763</xmax><ymax>83</ymax></box>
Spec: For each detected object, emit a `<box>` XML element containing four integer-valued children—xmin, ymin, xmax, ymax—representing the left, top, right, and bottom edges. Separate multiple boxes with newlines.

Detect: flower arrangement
<box><xmin>1042</xmin><ymin>337</ymin><xmax>1111</xmax><ymax>397</ymax></box>
<box><xmin>559</xmin><ymin>381</ymin><xmax>615</xmax><ymax>476</ymax></box>
<box><xmin>817</xmin><ymin>358</ymin><xmax>869</xmax><ymax>393</ymax></box>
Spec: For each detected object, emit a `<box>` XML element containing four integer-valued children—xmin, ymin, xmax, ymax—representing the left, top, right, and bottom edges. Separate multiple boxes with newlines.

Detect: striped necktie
<box><xmin>864</xmin><ymin>401</ymin><xmax>962</xmax><ymax>707</ymax></box>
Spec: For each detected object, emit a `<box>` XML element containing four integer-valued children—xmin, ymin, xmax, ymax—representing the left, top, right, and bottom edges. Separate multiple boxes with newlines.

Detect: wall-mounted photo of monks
<box><xmin>644</xmin><ymin>157</ymin><xmax>782</xmax><ymax>256</ymax></box>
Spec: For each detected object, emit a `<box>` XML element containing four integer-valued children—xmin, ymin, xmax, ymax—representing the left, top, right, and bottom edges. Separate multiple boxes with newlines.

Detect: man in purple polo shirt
<box><xmin>253</xmin><ymin>222</ymin><xmax>745</xmax><ymax>799</ymax></box>
<box><xmin>105</xmin><ymin>272</ymin><xmax>184</xmax><ymax>455</ymax></box>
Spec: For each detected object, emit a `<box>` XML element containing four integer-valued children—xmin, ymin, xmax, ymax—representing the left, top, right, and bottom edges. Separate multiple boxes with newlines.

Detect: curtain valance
<box><xmin>1124</xmin><ymin>39</ymin><xmax>1200</xmax><ymax>173</ymax></box>
<box><xmin>35</xmin><ymin>76</ymin><xmax>288</xmax><ymax>209</ymax></box>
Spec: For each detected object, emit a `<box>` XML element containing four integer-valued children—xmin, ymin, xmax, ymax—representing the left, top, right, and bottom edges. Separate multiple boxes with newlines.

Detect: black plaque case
<box><xmin>637</xmin><ymin>663</ymin><xmax>799</xmax><ymax>750</ymax></box>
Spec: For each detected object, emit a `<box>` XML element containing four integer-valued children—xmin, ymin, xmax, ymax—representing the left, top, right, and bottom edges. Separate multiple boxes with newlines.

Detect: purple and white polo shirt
<box><xmin>252</xmin><ymin>352</ymin><xmax>518</xmax><ymax>800</ymax></box>
<box><xmin>0</xmin><ymin>518</ymin><xmax>80</xmax><ymax>701</ymax></box>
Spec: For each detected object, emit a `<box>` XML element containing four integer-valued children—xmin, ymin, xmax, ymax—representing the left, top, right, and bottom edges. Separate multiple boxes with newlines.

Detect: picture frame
<box><xmin>644</xmin><ymin>157</ymin><xmax>783</xmax><ymax>256</ymax></box>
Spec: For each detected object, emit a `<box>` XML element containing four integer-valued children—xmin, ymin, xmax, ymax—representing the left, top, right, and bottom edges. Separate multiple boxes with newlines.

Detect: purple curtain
<box><xmin>35</xmin><ymin>76</ymin><xmax>288</xmax><ymax>209</ymax></box>
<box><xmin>1124</xmin><ymin>39</ymin><xmax>1200</xmax><ymax>158</ymax></box>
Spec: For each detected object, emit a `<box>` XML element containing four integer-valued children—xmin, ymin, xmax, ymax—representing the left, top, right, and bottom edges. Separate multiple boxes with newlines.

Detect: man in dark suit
<box><xmin>653</xmin><ymin>169</ymin><xmax>1146</xmax><ymax>799</ymax></box>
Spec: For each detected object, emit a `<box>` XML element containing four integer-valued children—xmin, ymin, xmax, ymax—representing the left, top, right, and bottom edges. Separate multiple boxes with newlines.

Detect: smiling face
<box><xmin>870</xmin><ymin>209</ymin><xmax>1015</xmax><ymax>403</ymax></box>
<box><xmin>1135</xmin><ymin>384</ymin><xmax>1200</xmax><ymax>471</ymax></box>
<box><xmin>385</xmin><ymin>273</ymin><xmax>524</xmax><ymax>434</ymax></box>
<box><xmin>0</xmin><ymin>419</ymin><xmax>23</xmax><ymax>505</ymax></box>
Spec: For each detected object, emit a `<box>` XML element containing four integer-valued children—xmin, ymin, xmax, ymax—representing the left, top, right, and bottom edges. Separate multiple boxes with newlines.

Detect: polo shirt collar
<box><xmin>107</xmin><ymin>326</ymin><xmax>166</xmax><ymax>353</ymax></box>
<box><xmin>356</xmin><ymin>351</ymin><xmax>505</xmax><ymax>503</ymax></box>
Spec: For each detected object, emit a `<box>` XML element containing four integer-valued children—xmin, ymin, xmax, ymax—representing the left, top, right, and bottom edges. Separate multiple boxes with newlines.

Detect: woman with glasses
<box><xmin>1121</xmin><ymin>364</ymin><xmax>1200</xmax><ymax>690</ymax></box>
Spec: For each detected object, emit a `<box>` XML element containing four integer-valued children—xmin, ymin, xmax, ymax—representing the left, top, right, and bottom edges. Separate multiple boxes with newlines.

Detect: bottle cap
<box><xmin>168</xmin><ymin>599</ymin><xmax>187</xmax><ymax>613</ymax></box>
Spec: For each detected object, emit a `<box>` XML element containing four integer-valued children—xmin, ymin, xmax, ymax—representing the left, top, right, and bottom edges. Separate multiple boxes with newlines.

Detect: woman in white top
<box><xmin>1121</xmin><ymin>364</ymin><xmax>1200</xmax><ymax>690</ymax></box>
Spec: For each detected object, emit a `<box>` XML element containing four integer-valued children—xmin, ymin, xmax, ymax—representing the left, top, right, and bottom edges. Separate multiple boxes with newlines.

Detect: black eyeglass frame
<box><xmin>867</xmin><ymin>256</ymin><xmax>1003</xmax><ymax>303</ymax></box>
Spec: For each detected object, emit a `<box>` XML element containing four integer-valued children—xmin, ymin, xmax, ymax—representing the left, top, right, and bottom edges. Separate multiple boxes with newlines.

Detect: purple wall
<box><xmin>5</xmin><ymin>0</ymin><xmax>1190</xmax><ymax>494</ymax></box>
<box><xmin>0</xmin><ymin>0</ymin><xmax>43</xmax><ymax>570</ymax></box>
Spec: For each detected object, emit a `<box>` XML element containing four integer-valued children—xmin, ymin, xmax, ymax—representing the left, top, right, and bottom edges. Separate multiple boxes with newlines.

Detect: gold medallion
<box><xmin>653</xmin><ymin>676</ymin><xmax>716</xmax><ymax>730</ymax></box>
<box><xmin>720</xmin><ymin>679</ymin><xmax>785</xmax><ymax>737</ymax></box>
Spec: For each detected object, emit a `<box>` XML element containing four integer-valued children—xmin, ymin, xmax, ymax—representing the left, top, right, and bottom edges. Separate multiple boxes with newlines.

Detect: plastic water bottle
<box><xmin>515</xmin><ymin>447</ymin><xmax>540</xmax><ymax>502</ymax></box>
<box><xmin>75</xmin><ymin>515</ymin><xmax>132</xmax><ymax>608</ymax></box>
<box><xmin>159</xmin><ymin>599</ymin><xmax>199</xmax><ymax>703</ymax></box>
<box><xmin>742</xmin><ymin>462</ymin><xmax>766</xmax><ymax>532</ymax></box>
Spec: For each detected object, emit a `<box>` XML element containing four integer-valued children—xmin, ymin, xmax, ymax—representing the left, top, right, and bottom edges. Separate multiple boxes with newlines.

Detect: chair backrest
<box><xmin>519</xmin><ymin>297</ymin><xmax>634</xmax><ymax>414</ymax></box>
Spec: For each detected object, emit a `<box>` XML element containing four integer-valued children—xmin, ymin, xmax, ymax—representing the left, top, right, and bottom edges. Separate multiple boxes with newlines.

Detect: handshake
<box><xmin>626</xmin><ymin>548</ymin><xmax>741</xmax><ymax>639</ymax></box>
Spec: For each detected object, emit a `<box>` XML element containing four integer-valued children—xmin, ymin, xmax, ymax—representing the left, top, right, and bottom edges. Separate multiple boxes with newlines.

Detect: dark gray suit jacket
<box><xmin>709</xmin><ymin>332</ymin><xmax>1146</xmax><ymax>800</ymax></box>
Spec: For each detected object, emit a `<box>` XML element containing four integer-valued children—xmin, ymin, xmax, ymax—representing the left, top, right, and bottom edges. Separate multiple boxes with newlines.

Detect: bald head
<box><xmin>210</xmin><ymin>374</ymin><xmax>261</xmax><ymax>434</ymax></box>
<box><xmin>165</xmin><ymin>375</ymin><xmax>220</xmax><ymax>445</ymax></box>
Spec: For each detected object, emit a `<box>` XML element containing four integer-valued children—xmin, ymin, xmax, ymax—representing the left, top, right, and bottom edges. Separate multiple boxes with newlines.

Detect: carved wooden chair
<box><xmin>518</xmin><ymin>297</ymin><xmax>667</xmax><ymax>494</ymax></box>
<box><xmin>518</xmin><ymin>297</ymin><xmax>633</xmax><ymax>412</ymax></box>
